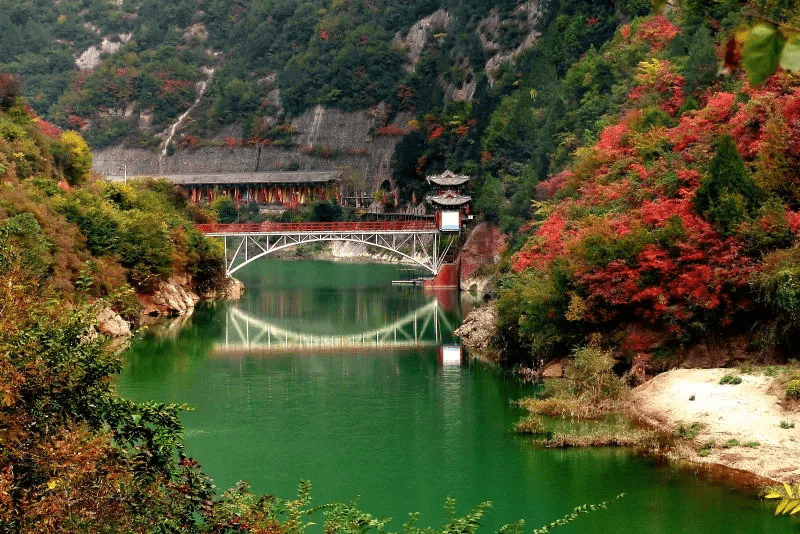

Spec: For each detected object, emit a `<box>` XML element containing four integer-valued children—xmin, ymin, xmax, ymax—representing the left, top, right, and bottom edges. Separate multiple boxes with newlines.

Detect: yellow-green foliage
<box><xmin>518</xmin><ymin>346</ymin><xmax>628</xmax><ymax>419</ymax></box>
<box><xmin>787</xmin><ymin>379</ymin><xmax>800</xmax><ymax>400</ymax></box>
<box><xmin>764</xmin><ymin>483</ymin><xmax>800</xmax><ymax>516</ymax></box>
<box><xmin>495</xmin><ymin>268</ymin><xmax>569</xmax><ymax>365</ymax></box>
<box><xmin>59</xmin><ymin>130</ymin><xmax>92</xmax><ymax>185</ymax></box>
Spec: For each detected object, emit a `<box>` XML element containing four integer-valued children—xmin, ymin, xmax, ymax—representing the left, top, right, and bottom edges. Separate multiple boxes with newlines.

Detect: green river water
<box><xmin>117</xmin><ymin>260</ymin><xmax>796</xmax><ymax>533</ymax></box>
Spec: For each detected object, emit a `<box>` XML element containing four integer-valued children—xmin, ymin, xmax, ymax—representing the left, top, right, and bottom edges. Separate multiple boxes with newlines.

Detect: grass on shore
<box><xmin>514</xmin><ymin>346</ymin><xmax>658</xmax><ymax>448</ymax></box>
<box><xmin>516</xmin><ymin>346</ymin><xmax>628</xmax><ymax>419</ymax></box>
<box><xmin>515</xmin><ymin>414</ymin><xmax>659</xmax><ymax>448</ymax></box>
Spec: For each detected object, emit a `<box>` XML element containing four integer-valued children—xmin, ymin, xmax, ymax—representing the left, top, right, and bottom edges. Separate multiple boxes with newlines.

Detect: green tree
<box><xmin>309</xmin><ymin>200</ymin><xmax>343</xmax><ymax>222</ymax></box>
<box><xmin>683</xmin><ymin>24</ymin><xmax>717</xmax><ymax>94</ymax></box>
<box><xmin>119</xmin><ymin>211</ymin><xmax>174</xmax><ymax>290</ymax></box>
<box><xmin>694</xmin><ymin>135</ymin><xmax>762</xmax><ymax>236</ymax></box>
<box><xmin>213</xmin><ymin>196</ymin><xmax>238</xmax><ymax>223</ymax></box>
<box><xmin>475</xmin><ymin>175</ymin><xmax>504</xmax><ymax>222</ymax></box>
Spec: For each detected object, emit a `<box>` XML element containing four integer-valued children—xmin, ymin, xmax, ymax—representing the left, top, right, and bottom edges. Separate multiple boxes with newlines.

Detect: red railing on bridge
<box><xmin>196</xmin><ymin>220</ymin><xmax>438</xmax><ymax>234</ymax></box>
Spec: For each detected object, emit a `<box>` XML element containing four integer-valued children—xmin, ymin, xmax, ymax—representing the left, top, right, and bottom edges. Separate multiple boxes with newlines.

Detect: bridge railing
<box><xmin>196</xmin><ymin>220</ymin><xmax>438</xmax><ymax>234</ymax></box>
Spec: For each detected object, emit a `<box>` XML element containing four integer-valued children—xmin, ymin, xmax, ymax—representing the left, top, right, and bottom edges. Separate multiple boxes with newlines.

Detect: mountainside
<box><xmin>0</xmin><ymin>87</ymin><xmax>227</xmax><ymax>319</ymax></box>
<box><xmin>2</xmin><ymin>0</ymin><xmax>645</xmax><ymax>192</ymax></box>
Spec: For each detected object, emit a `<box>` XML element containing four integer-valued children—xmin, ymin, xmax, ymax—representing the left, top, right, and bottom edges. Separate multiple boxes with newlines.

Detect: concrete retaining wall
<box><xmin>92</xmin><ymin>105</ymin><xmax>410</xmax><ymax>192</ymax></box>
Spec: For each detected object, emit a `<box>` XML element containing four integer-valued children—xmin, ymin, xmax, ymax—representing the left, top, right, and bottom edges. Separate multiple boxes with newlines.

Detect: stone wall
<box><xmin>92</xmin><ymin>105</ymin><xmax>410</xmax><ymax>192</ymax></box>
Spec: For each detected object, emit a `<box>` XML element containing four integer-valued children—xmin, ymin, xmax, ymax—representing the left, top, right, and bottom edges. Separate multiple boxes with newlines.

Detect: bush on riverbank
<box><xmin>517</xmin><ymin>347</ymin><xmax>628</xmax><ymax>419</ymax></box>
<box><xmin>512</xmin><ymin>347</ymin><xmax>661</xmax><ymax>448</ymax></box>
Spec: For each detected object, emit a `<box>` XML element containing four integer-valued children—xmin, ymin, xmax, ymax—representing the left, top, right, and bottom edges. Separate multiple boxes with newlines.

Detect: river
<box><xmin>117</xmin><ymin>259</ymin><xmax>796</xmax><ymax>533</ymax></box>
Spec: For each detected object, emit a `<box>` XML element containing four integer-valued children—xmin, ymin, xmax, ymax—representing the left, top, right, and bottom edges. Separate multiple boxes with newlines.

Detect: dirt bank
<box><xmin>629</xmin><ymin>368</ymin><xmax>800</xmax><ymax>484</ymax></box>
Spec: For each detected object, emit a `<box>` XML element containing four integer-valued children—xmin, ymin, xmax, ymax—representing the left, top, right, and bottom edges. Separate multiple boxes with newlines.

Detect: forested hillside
<box><xmin>0</xmin><ymin>76</ymin><xmax>226</xmax><ymax>313</ymax></box>
<box><xmin>491</xmin><ymin>2</ymin><xmax>800</xmax><ymax>372</ymax></box>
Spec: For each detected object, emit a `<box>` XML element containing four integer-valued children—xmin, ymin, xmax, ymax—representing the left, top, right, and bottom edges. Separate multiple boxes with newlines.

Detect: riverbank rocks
<box><xmin>225</xmin><ymin>277</ymin><xmax>245</xmax><ymax>300</ymax></box>
<box><xmin>96</xmin><ymin>306</ymin><xmax>132</xmax><ymax>338</ymax></box>
<box><xmin>138</xmin><ymin>276</ymin><xmax>200</xmax><ymax>317</ymax></box>
<box><xmin>200</xmin><ymin>277</ymin><xmax>245</xmax><ymax>301</ymax></box>
<box><xmin>454</xmin><ymin>303</ymin><xmax>499</xmax><ymax>361</ymax></box>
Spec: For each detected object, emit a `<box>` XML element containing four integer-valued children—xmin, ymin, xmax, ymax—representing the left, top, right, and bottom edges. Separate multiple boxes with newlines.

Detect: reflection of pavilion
<box><xmin>215</xmin><ymin>299</ymin><xmax>454</xmax><ymax>355</ymax></box>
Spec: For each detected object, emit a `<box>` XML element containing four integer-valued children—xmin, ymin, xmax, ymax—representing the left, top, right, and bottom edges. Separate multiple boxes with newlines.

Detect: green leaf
<box><xmin>780</xmin><ymin>33</ymin><xmax>800</xmax><ymax>72</ymax></box>
<box><xmin>131</xmin><ymin>413</ymin><xmax>142</xmax><ymax>424</ymax></box>
<box><xmin>742</xmin><ymin>24</ymin><xmax>784</xmax><ymax>87</ymax></box>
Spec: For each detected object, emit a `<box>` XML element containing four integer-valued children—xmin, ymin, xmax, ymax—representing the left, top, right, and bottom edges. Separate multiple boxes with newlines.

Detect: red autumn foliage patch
<box><xmin>376</xmin><ymin>124</ymin><xmax>407</xmax><ymax>136</ymax></box>
<box><xmin>164</xmin><ymin>79</ymin><xmax>194</xmax><ymax>94</ymax></box>
<box><xmin>428</xmin><ymin>125</ymin><xmax>445</xmax><ymax>141</ymax></box>
<box><xmin>37</xmin><ymin>119</ymin><xmax>62</xmax><ymax>139</ymax></box>
<box><xmin>67</xmin><ymin>115</ymin><xmax>88</xmax><ymax>128</ymax></box>
<box><xmin>635</xmin><ymin>15</ymin><xmax>681</xmax><ymax>52</ymax></box>
<box><xmin>511</xmin><ymin>60</ymin><xmax>800</xmax><ymax>347</ymax></box>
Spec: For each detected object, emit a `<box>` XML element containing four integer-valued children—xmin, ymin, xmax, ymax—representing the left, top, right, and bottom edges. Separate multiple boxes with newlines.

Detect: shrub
<box><xmin>699</xmin><ymin>440</ymin><xmax>716</xmax><ymax>456</ymax></box>
<box><xmin>694</xmin><ymin>135</ymin><xmax>761</xmax><ymax>236</ymax></box>
<box><xmin>0</xmin><ymin>72</ymin><xmax>22</xmax><ymax>109</ymax></box>
<box><xmin>674</xmin><ymin>422</ymin><xmax>703</xmax><ymax>440</ymax></box>
<box><xmin>58</xmin><ymin>130</ymin><xmax>93</xmax><ymax>186</ymax></box>
<box><xmin>495</xmin><ymin>269</ymin><xmax>570</xmax><ymax>366</ymax></box>
<box><xmin>517</xmin><ymin>346</ymin><xmax>628</xmax><ymax>419</ymax></box>
<box><xmin>719</xmin><ymin>374</ymin><xmax>742</xmax><ymax>385</ymax></box>
<box><xmin>787</xmin><ymin>379</ymin><xmax>800</xmax><ymax>399</ymax></box>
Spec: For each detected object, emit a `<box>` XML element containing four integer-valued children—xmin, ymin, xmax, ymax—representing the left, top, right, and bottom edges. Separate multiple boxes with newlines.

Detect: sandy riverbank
<box><xmin>629</xmin><ymin>368</ymin><xmax>800</xmax><ymax>485</ymax></box>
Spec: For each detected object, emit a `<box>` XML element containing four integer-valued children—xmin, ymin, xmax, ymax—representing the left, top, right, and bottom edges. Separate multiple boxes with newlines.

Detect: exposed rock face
<box><xmin>138</xmin><ymin>276</ymin><xmax>200</xmax><ymax>317</ymax></box>
<box><xmin>202</xmin><ymin>277</ymin><xmax>245</xmax><ymax>300</ymax></box>
<box><xmin>458</xmin><ymin>222</ymin><xmax>507</xmax><ymax>295</ymax></box>
<box><xmin>478</xmin><ymin>1</ymin><xmax>543</xmax><ymax>84</ymax></box>
<box><xmin>95</xmin><ymin>307</ymin><xmax>132</xmax><ymax>338</ymax></box>
<box><xmin>394</xmin><ymin>9</ymin><xmax>453</xmax><ymax>73</ymax></box>
<box><xmin>224</xmin><ymin>277</ymin><xmax>245</xmax><ymax>300</ymax></box>
<box><xmin>90</xmin><ymin>6</ymin><xmax>545</xmax><ymax>193</ymax></box>
<box><xmin>454</xmin><ymin>303</ymin><xmax>499</xmax><ymax>361</ymax></box>
<box><xmin>75</xmin><ymin>34</ymin><xmax>133</xmax><ymax>70</ymax></box>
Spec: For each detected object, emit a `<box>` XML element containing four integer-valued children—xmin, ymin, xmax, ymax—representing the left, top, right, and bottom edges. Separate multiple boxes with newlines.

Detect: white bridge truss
<box><xmin>210</xmin><ymin>228</ymin><xmax>450</xmax><ymax>276</ymax></box>
<box><xmin>216</xmin><ymin>300</ymin><xmax>453</xmax><ymax>355</ymax></box>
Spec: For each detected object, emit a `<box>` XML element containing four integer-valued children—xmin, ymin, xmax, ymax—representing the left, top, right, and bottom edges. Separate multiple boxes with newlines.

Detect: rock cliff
<box><xmin>458</xmin><ymin>222</ymin><xmax>507</xmax><ymax>295</ymax></box>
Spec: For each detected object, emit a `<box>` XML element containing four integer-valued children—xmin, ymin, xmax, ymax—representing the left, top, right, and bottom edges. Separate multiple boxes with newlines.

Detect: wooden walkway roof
<box><xmin>107</xmin><ymin>171</ymin><xmax>340</xmax><ymax>185</ymax></box>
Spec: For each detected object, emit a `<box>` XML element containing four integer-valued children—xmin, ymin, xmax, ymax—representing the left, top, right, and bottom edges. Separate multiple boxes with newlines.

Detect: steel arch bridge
<box><xmin>215</xmin><ymin>299</ymin><xmax>453</xmax><ymax>355</ymax></box>
<box><xmin>196</xmin><ymin>221</ymin><xmax>450</xmax><ymax>276</ymax></box>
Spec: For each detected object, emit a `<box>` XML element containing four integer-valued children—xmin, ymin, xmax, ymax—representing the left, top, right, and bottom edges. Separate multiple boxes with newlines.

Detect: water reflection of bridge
<box><xmin>215</xmin><ymin>299</ymin><xmax>454</xmax><ymax>355</ymax></box>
